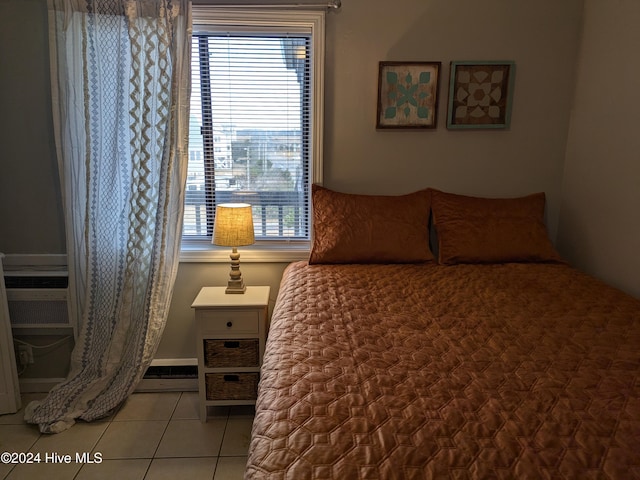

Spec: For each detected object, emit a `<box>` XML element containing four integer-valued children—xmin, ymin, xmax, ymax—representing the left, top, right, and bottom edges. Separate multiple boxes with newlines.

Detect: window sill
<box><xmin>180</xmin><ymin>241</ymin><xmax>310</xmax><ymax>263</ymax></box>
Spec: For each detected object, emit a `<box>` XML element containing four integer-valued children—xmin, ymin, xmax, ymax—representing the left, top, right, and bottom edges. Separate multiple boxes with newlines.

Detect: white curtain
<box><xmin>25</xmin><ymin>0</ymin><xmax>191</xmax><ymax>433</ymax></box>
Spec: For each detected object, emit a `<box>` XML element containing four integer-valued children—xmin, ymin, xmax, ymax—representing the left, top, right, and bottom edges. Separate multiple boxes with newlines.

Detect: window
<box><xmin>182</xmin><ymin>8</ymin><xmax>325</xmax><ymax>259</ymax></box>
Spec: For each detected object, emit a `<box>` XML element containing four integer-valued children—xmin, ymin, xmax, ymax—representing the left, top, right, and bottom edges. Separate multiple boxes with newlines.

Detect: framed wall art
<box><xmin>376</xmin><ymin>61</ymin><xmax>441</xmax><ymax>129</ymax></box>
<box><xmin>447</xmin><ymin>61</ymin><xmax>515</xmax><ymax>129</ymax></box>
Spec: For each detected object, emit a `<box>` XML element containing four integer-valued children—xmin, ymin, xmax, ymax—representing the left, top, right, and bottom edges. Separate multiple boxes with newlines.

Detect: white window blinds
<box><xmin>184</xmin><ymin>29</ymin><xmax>312</xmax><ymax>241</ymax></box>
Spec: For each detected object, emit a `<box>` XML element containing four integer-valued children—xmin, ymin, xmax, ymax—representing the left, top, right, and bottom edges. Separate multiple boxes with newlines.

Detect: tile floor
<box><xmin>0</xmin><ymin>391</ymin><xmax>254</xmax><ymax>480</ymax></box>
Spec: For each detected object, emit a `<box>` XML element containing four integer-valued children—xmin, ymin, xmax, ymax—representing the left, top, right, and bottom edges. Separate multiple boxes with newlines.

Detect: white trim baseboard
<box><xmin>19</xmin><ymin>378</ymin><xmax>65</xmax><ymax>393</ymax></box>
<box><xmin>135</xmin><ymin>378</ymin><xmax>198</xmax><ymax>392</ymax></box>
<box><xmin>150</xmin><ymin>358</ymin><xmax>197</xmax><ymax>367</ymax></box>
<box><xmin>19</xmin><ymin>376</ymin><xmax>199</xmax><ymax>394</ymax></box>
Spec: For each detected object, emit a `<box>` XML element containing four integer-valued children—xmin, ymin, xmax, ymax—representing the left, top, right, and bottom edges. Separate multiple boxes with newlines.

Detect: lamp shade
<box><xmin>212</xmin><ymin>203</ymin><xmax>255</xmax><ymax>247</ymax></box>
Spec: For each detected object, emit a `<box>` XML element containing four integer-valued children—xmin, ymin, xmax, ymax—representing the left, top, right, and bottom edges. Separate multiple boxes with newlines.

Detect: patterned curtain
<box><xmin>25</xmin><ymin>0</ymin><xmax>191</xmax><ymax>433</ymax></box>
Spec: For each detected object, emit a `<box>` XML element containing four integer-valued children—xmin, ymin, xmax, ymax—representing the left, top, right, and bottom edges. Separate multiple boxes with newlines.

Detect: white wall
<box><xmin>0</xmin><ymin>0</ymin><xmax>65</xmax><ymax>254</ymax></box>
<box><xmin>557</xmin><ymin>0</ymin><xmax>640</xmax><ymax>298</ymax></box>
<box><xmin>324</xmin><ymin>0</ymin><xmax>584</xmax><ymax>239</ymax></box>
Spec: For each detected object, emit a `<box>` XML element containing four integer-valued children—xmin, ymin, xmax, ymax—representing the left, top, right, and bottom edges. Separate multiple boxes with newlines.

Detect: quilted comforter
<box><xmin>246</xmin><ymin>262</ymin><xmax>640</xmax><ymax>479</ymax></box>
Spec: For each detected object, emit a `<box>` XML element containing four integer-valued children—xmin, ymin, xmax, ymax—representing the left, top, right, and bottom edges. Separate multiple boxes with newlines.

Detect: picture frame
<box><xmin>446</xmin><ymin>61</ymin><xmax>516</xmax><ymax>129</ymax></box>
<box><xmin>376</xmin><ymin>61</ymin><xmax>441</xmax><ymax>129</ymax></box>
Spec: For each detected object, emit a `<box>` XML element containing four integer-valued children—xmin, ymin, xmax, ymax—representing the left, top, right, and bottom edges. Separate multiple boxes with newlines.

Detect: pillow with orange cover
<box><xmin>430</xmin><ymin>189</ymin><xmax>563</xmax><ymax>265</ymax></box>
<box><xmin>309</xmin><ymin>185</ymin><xmax>433</xmax><ymax>264</ymax></box>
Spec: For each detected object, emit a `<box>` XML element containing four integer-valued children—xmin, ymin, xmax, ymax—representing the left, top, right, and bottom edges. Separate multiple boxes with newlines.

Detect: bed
<box><xmin>245</xmin><ymin>186</ymin><xmax>640</xmax><ymax>479</ymax></box>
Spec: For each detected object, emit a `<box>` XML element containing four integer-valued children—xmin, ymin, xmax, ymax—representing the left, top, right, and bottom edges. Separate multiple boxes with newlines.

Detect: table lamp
<box><xmin>212</xmin><ymin>203</ymin><xmax>255</xmax><ymax>294</ymax></box>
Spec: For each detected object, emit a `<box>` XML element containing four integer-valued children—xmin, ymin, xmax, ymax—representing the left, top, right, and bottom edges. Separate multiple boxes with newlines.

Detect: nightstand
<box><xmin>191</xmin><ymin>286</ymin><xmax>270</xmax><ymax>422</ymax></box>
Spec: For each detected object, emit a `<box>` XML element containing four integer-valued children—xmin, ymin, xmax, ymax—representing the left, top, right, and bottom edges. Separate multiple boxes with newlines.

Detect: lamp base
<box><xmin>225</xmin><ymin>247</ymin><xmax>247</xmax><ymax>294</ymax></box>
<box><xmin>225</xmin><ymin>280</ymin><xmax>246</xmax><ymax>294</ymax></box>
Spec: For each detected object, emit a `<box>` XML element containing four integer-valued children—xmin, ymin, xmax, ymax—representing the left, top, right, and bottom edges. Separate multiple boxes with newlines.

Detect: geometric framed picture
<box><xmin>376</xmin><ymin>61</ymin><xmax>441</xmax><ymax>129</ymax></box>
<box><xmin>446</xmin><ymin>61</ymin><xmax>516</xmax><ymax>129</ymax></box>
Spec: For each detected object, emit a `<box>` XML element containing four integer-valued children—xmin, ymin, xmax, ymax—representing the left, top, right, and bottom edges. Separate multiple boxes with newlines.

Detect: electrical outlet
<box><xmin>17</xmin><ymin>344</ymin><xmax>34</xmax><ymax>365</ymax></box>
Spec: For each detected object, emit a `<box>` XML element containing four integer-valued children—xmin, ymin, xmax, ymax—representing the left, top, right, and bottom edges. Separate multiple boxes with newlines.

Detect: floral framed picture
<box><xmin>446</xmin><ymin>61</ymin><xmax>516</xmax><ymax>129</ymax></box>
<box><xmin>376</xmin><ymin>61</ymin><xmax>441</xmax><ymax>129</ymax></box>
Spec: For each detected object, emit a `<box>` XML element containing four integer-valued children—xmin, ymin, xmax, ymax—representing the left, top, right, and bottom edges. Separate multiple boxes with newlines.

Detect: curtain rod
<box><xmin>192</xmin><ymin>0</ymin><xmax>341</xmax><ymax>10</ymax></box>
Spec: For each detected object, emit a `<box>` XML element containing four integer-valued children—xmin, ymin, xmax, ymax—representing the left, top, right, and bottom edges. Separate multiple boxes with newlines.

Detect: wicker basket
<box><xmin>204</xmin><ymin>339</ymin><xmax>259</xmax><ymax>368</ymax></box>
<box><xmin>205</xmin><ymin>373</ymin><xmax>259</xmax><ymax>401</ymax></box>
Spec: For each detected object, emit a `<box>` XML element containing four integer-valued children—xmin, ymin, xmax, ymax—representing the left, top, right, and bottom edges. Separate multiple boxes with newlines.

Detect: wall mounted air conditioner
<box><xmin>2</xmin><ymin>255</ymin><xmax>74</xmax><ymax>337</ymax></box>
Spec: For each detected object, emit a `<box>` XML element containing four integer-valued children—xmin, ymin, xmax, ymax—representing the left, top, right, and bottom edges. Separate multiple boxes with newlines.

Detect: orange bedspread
<box><xmin>246</xmin><ymin>262</ymin><xmax>640</xmax><ymax>479</ymax></box>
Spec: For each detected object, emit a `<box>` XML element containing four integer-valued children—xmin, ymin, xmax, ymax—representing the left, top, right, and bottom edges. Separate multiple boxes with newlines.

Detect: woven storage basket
<box><xmin>204</xmin><ymin>339</ymin><xmax>259</xmax><ymax>368</ymax></box>
<box><xmin>205</xmin><ymin>373</ymin><xmax>259</xmax><ymax>401</ymax></box>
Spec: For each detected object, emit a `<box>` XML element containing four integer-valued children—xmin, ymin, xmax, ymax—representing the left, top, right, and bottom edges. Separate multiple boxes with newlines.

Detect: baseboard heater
<box><xmin>143</xmin><ymin>365</ymin><xmax>198</xmax><ymax>379</ymax></box>
<box><xmin>137</xmin><ymin>360</ymin><xmax>199</xmax><ymax>392</ymax></box>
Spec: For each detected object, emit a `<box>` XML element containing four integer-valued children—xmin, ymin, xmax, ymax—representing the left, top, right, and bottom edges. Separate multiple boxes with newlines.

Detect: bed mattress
<box><xmin>246</xmin><ymin>261</ymin><xmax>640</xmax><ymax>479</ymax></box>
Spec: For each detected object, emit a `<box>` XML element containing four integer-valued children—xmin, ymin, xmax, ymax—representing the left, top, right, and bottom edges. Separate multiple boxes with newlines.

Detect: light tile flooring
<box><xmin>0</xmin><ymin>392</ymin><xmax>254</xmax><ymax>480</ymax></box>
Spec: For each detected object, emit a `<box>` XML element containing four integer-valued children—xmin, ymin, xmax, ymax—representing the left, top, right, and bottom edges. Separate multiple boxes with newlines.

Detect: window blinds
<box><xmin>184</xmin><ymin>32</ymin><xmax>312</xmax><ymax>240</ymax></box>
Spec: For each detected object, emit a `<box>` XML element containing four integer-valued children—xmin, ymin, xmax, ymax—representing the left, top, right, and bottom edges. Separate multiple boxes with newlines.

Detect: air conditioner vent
<box><xmin>4</xmin><ymin>274</ymin><xmax>72</xmax><ymax>334</ymax></box>
<box><xmin>8</xmin><ymin>300</ymin><xmax>69</xmax><ymax>327</ymax></box>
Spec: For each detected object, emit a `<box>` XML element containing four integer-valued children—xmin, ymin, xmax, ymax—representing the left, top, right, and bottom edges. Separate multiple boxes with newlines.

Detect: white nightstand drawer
<box><xmin>196</xmin><ymin>309</ymin><xmax>259</xmax><ymax>334</ymax></box>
